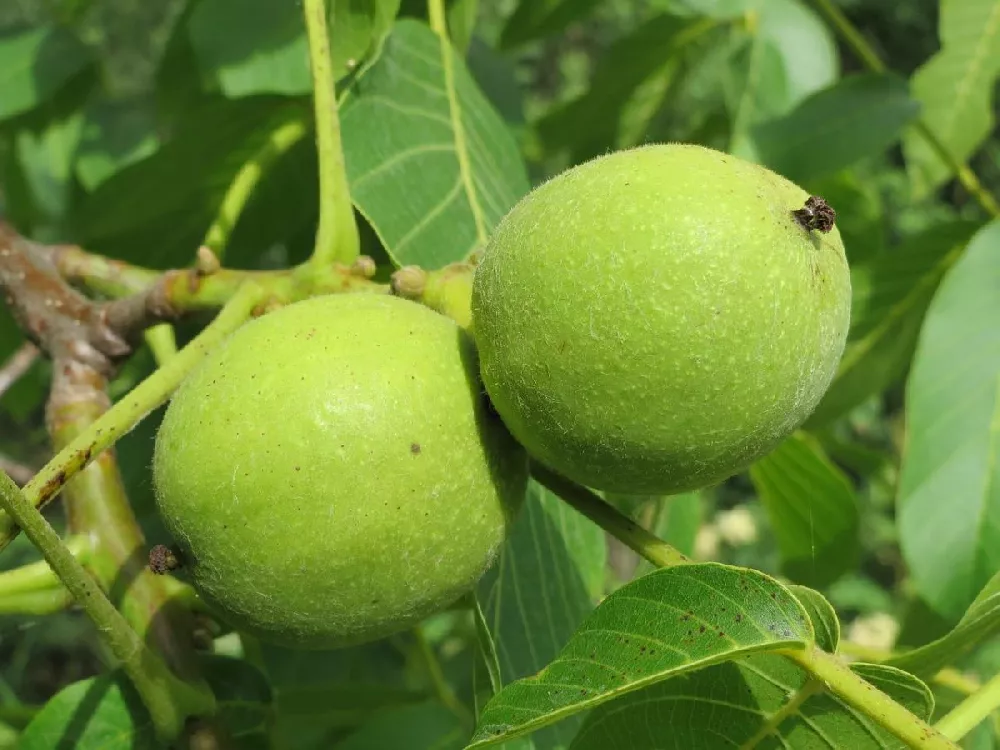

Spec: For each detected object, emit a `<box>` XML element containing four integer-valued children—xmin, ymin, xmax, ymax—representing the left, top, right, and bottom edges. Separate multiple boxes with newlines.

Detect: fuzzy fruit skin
<box><xmin>472</xmin><ymin>144</ymin><xmax>851</xmax><ymax>495</ymax></box>
<box><xmin>153</xmin><ymin>294</ymin><xmax>527</xmax><ymax>649</ymax></box>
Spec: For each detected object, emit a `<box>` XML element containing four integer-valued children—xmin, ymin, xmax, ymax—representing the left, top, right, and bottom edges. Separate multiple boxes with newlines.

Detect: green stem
<box><xmin>0</xmin><ymin>535</ymin><xmax>89</xmax><ymax>595</ymax></box>
<box><xmin>0</xmin><ymin>283</ymin><xmax>264</xmax><ymax>553</ymax></box>
<box><xmin>303</xmin><ymin>0</ymin><xmax>360</xmax><ymax>266</ymax></box>
<box><xmin>0</xmin><ymin>588</ymin><xmax>71</xmax><ymax>615</ymax></box>
<box><xmin>935</xmin><ymin>669</ymin><xmax>1000</xmax><ymax>741</ymax></box>
<box><xmin>414</xmin><ymin>626</ymin><xmax>472</xmax><ymax>724</ymax></box>
<box><xmin>784</xmin><ymin>646</ymin><xmax>959</xmax><ymax>749</ymax></box>
<box><xmin>0</xmin><ymin>470</ymin><xmax>214</xmax><ymax>741</ymax></box>
<box><xmin>809</xmin><ymin>0</ymin><xmax>1000</xmax><ymax>217</ymax></box>
<box><xmin>144</xmin><ymin>325</ymin><xmax>178</xmax><ymax>366</ymax></box>
<box><xmin>203</xmin><ymin>115</ymin><xmax>310</xmax><ymax>259</ymax></box>
<box><xmin>529</xmin><ymin>461</ymin><xmax>690</xmax><ymax>568</ymax></box>
<box><xmin>0</xmin><ymin>537</ymin><xmax>89</xmax><ymax>614</ymax></box>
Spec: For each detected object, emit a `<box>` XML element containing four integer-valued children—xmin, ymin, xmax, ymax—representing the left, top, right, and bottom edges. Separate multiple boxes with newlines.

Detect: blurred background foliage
<box><xmin>2</xmin><ymin>0</ymin><xmax>1000</xmax><ymax>748</ymax></box>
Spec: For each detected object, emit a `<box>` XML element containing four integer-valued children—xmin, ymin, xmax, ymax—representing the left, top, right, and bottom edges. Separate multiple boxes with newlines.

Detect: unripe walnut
<box><xmin>471</xmin><ymin>144</ymin><xmax>851</xmax><ymax>495</ymax></box>
<box><xmin>153</xmin><ymin>294</ymin><xmax>527</xmax><ymax>649</ymax></box>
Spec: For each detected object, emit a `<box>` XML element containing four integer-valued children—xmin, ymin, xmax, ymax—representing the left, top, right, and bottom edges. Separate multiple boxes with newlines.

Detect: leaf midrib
<box><xmin>432</xmin><ymin>27</ymin><xmax>488</xmax><ymax>244</ymax></box>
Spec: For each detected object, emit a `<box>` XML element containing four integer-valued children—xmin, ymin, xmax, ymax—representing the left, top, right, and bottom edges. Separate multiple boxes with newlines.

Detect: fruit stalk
<box><xmin>530</xmin><ymin>461</ymin><xmax>691</xmax><ymax>568</ymax></box>
<box><xmin>0</xmin><ymin>469</ymin><xmax>215</xmax><ymax>742</ymax></box>
<box><xmin>303</xmin><ymin>0</ymin><xmax>360</xmax><ymax>266</ymax></box>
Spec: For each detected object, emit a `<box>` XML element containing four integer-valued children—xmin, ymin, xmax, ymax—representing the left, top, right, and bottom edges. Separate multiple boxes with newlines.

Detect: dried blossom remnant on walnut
<box><xmin>149</xmin><ymin>544</ymin><xmax>181</xmax><ymax>574</ymax></box>
<box><xmin>793</xmin><ymin>195</ymin><xmax>836</xmax><ymax>233</ymax></box>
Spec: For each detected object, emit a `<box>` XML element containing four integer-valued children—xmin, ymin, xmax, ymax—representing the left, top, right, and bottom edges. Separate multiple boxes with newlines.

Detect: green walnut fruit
<box><xmin>472</xmin><ymin>143</ymin><xmax>851</xmax><ymax>495</ymax></box>
<box><xmin>153</xmin><ymin>294</ymin><xmax>527</xmax><ymax>649</ymax></box>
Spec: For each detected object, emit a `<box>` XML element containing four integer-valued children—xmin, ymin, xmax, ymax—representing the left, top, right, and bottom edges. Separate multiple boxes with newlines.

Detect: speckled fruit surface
<box><xmin>471</xmin><ymin>143</ymin><xmax>851</xmax><ymax>495</ymax></box>
<box><xmin>153</xmin><ymin>293</ymin><xmax>527</xmax><ymax>649</ymax></box>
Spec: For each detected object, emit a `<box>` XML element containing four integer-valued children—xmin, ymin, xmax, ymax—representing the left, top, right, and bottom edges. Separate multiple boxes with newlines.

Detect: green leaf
<box><xmin>189</xmin><ymin>0</ymin><xmax>401</xmax><ymax>97</ymax></box>
<box><xmin>341</xmin><ymin>20</ymin><xmax>529</xmax><ymax>268</ymax></box>
<box><xmin>476</xmin><ymin>480</ymin><xmax>606</xmax><ymax>748</ymax></box>
<box><xmin>75</xmin><ymin>96</ymin><xmax>160</xmax><ymax>190</ymax></box>
<box><xmin>888</xmin><ymin>566</ymin><xmax>1000</xmax><ymax>678</ymax></box>
<box><xmin>498</xmin><ymin>0</ymin><xmax>603</xmax><ymax>49</ymax></box>
<box><xmin>447</xmin><ymin>0</ymin><xmax>478</xmax><ymax>53</ymax></box>
<box><xmin>469</xmin><ymin>564</ymin><xmax>812</xmax><ymax>748</ymax></box>
<box><xmin>335</xmin><ymin>702</ymin><xmax>466</xmax><ymax>749</ymax></box>
<box><xmin>755</xmin><ymin>0</ymin><xmax>838</xmax><ymax>106</ymax></box>
<box><xmin>18</xmin><ymin>674</ymin><xmax>157</xmax><ymax>749</ymax></box>
<box><xmin>751</xmin><ymin>73</ymin><xmax>920</xmax><ymax>183</ymax></box>
<box><xmin>75</xmin><ymin>97</ymin><xmax>310</xmax><ymax>267</ymax></box>
<box><xmin>536</xmin><ymin>14</ymin><xmax>716</xmax><ymax>164</ymax></box>
<box><xmin>727</xmin><ymin>0</ymin><xmax>838</xmax><ymax>157</ymax></box>
<box><xmin>260</xmin><ymin>638</ymin><xmax>423</xmax><ymax>745</ymax></box>
<box><xmin>568</xmin><ymin>656</ymin><xmax>931</xmax><ymax>750</ymax></box>
<box><xmin>789</xmin><ymin>585</ymin><xmax>840</xmax><ymax>652</ymax></box>
<box><xmin>465</xmin><ymin>37</ymin><xmax>525</xmax><ymax>127</ymax></box>
<box><xmin>201</xmin><ymin>655</ymin><xmax>273</xmax><ymax>738</ymax></box>
<box><xmin>898</xmin><ymin>218</ymin><xmax>1000</xmax><ymax>621</ymax></box>
<box><xmin>749</xmin><ymin>433</ymin><xmax>859</xmax><ymax>588</ymax></box>
<box><xmin>903</xmin><ymin>0</ymin><xmax>1000</xmax><ymax>196</ymax></box>
<box><xmin>0</xmin><ymin>26</ymin><xmax>92</xmax><ymax>122</ymax></box>
<box><xmin>15</xmin><ymin>111</ymin><xmax>84</xmax><ymax>224</ymax></box>
<box><xmin>809</xmin><ymin>221</ymin><xmax>980</xmax><ymax>426</ymax></box>
<box><xmin>18</xmin><ymin>657</ymin><xmax>273</xmax><ymax>749</ymax></box>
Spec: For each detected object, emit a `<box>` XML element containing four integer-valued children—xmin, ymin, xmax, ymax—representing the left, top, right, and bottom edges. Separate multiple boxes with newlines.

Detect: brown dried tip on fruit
<box><xmin>149</xmin><ymin>544</ymin><xmax>181</xmax><ymax>574</ymax></box>
<box><xmin>793</xmin><ymin>195</ymin><xmax>836</xmax><ymax>233</ymax></box>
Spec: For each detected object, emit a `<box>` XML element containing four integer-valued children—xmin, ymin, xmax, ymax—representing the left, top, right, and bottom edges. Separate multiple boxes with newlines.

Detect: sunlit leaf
<box><xmin>752</xmin><ymin>73</ymin><xmax>919</xmax><ymax>183</ymax></box>
<box><xmin>750</xmin><ymin>433</ymin><xmax>859</xmax><ymax>588</ymax></box>
<box><xmin>17</xmin><ymin>657</ymin><xmax>271</xmax><ymax>749</ymax></box>
<box><xmin>0</xmin><ymin>26</ymin><xmax>92</xmax><ymax>122</ymax></box>
<box><xmin>898</xmin><ymin>218</ymin><xmax>1000</xmax><ymax>621</ymax></box>
<box><xmin>809</xmin><ymin>221</ymin><xmax>979</xmax><ymax>426</ymax></box>
<box><xmin>476</xmin><ymin>481</ymin><xmax>606</xmax><ymax>749</ymax></box>
<box><xmin>341</xmin><ymin>20</ymin><xmax>529</xmax><ymax>268</ymax></box>
<box><xmin>469</xmin><ymin>564</ymin><xmax>812</xmax><ymax>747</ymax></box>
<box><xmin>18</xmin><ymin>674</ymin><xmax>157</xmax><ymax>750</ymax></box>
<box><xmin>727</xmin><ymin>0</ymin><xmax>838</xmax><ymax>157</ymax></box>
<box><xmin>568</xmin><ymin>656</ymin><xmax>931</xmax><ymax>750</ymax></box>
<box><xmin>903</xmin><ymin>0</ymin><xmax>1000</xmax><ymax>196</ymax></box>
<box><xmin>789</xmin><ymin>585</ymin><xmax>840</xmax><ymax>652</ymax></box>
